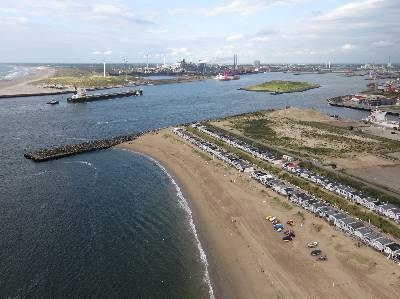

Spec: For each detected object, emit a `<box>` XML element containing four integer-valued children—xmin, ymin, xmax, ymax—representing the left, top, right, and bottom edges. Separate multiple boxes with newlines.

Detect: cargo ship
<box><xmin>67</xmin><ymin>88</ymin><xmax>143</xmax><ymax>103</ymax></box>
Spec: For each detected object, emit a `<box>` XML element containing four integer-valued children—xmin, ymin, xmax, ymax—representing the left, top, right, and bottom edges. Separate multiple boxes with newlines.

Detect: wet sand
<box><xmin>0</xmin><ymin>66</ymin><xmax>56</xmax><ymax>96</ymax></box>
<box><xmin>117</xmin><ymin>129</ymin><xmax>400</xmax><ymax>299</ymax></box>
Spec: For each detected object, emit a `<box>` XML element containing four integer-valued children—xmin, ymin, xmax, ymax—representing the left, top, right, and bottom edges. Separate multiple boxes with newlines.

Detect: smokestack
<box><xmin>103</xmin><ymin>60</ymin><xmax>106</xmax><ymax>77</ymax></box>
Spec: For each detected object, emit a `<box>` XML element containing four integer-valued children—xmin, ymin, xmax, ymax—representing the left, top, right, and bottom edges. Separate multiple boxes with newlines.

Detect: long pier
<box><xmin>24</xmin><ymin>133</ymin><xmax>143</xmax><ymax>162</ymax></box>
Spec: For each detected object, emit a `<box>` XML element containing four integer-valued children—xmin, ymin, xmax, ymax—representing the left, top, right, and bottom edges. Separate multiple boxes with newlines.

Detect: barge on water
<box><xmin>67</xmin><ymin>89</ymin><xmax>143</xmax><ymax>103</ymax></box>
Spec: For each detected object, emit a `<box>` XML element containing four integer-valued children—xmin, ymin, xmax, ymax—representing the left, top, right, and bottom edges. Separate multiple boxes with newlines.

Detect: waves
<box><xmin>136</xmin><ymin>152</ymin><xmax>215</xmax><ymax>299</ymax></box>
<box><xmin>96</xmin><ymin>119</ymin><xmax>129</xmax><ymax>126</ymax></box>
<box><xmin>64</xmin><ymin>161</ymin><xmax>99</xmax><ymax>179</ymax></box>
<box><xmin>0</xmin><ymin>65</ymin><xmax>36</xmax><ymax>81</ymax></box>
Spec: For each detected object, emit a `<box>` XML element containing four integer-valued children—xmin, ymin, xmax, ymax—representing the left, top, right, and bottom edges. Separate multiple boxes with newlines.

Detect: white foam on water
<box><xmin>127</xmin><ymin>150</ymin><xmax>215</xmax><ymax>299</ymax></box>
<box><xmin>33</xmin><ymin>170</ymin><xmax>49</xmax><ymax>176</ymax></box>
<box><xmin>0</xmin><ymin>65</ymin><xmax>36</xmax><ymax>81</ymax></box>
<box><xmin>96</xmin><ymin>119</ymin><xmax>128</xmax><ymax>126</ymax></box>
<box><xmin>64</xmin><ymin>161</ymin><xmax>98</xmax><ymax>179</ymax></box>
<box><xmin>97</xmin><ymin>121</ymin><xmax>110</xmax><ymax>125</ymax></box>
<box><xmin>151</xmin><ymin>159</ymin><xmax>215</xmax><ymax>299</ymax></box>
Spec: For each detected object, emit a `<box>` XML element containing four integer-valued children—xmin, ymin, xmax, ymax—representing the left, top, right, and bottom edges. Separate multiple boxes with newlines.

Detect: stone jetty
<box><xmin>23</xmin><ymin>120</ymin><xmax>199</xmax><ymax>162</ymax></box>
<box><xmin>24</xmin><ymin>133</ymin><xmax>143</xmax><ymax>162</ymax></box>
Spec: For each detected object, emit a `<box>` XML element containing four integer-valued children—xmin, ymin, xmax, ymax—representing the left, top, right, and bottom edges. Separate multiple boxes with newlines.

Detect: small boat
<box><xmin>46</xmin><ymin>99</ymin><xmax>59</xmax><ymax>105</ymax></box>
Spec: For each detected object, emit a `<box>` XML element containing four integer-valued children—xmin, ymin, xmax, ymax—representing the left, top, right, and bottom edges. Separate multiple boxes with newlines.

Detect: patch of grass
<box><xmin>241</xmin><ymin>80</ymin><xmax>319</xmax><ymax>93</ymax></box>
<box><xmin>312</xmin><ymin>222</ymin><xmax>323</xmax><ymax>232</ymax></box>
<box><xmin>163</xmin><ymin>133</ymin><xmax>184</xmax><ymax>144</ymax></box>
<box><xmin>192</xmin><ymin>148</ymin><xmax>212</xmax><ymax>161</ymax></box>
<box><xmin>348</xmin><ymin>253</ymin><xmax>378</xmax><ymax>274</ymax></box>
<box><xmin>293</xmin><ymin>211</ymin><xmax>305</xmax><ymax>221</ymax></box>
<box><xmin>34</xmin><ymin>72</ymin><xmax>138</xmax><ymax>88</ymax></box>
<box><xmin>271</xmin><ymin>196</ymin><xmax>293</xmax><ymax>211</ymax></box>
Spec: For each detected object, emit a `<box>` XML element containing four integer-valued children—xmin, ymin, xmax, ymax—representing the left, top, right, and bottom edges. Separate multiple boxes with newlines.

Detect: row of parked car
<box><xmin>174</xmin><ymin>126</ymin><xmax>400</xmax><ymax>263</ymax></box>
<box><xmin>194</xmin><ymin>123</ymin><xmax>400</xmax><ymax>225</ymax></box>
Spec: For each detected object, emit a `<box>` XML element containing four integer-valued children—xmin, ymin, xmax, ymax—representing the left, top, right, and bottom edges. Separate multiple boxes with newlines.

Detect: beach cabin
<box><xmin>354</xmin><ymin>227</ymin><xmax>374</xmax><ymax>242</ymax></box>
<box><xmin>310</xmin><ymin>202</ymin><xmax>326</xmax><ymax>214</ymax></box>
<box><xmin>337</xmin><ymin>217</ymin><xmax>358</xmax><ymax>231</ymax></box>
<box><xmin>329</xmin><ymin>213</ymin><xmax>347</xmax><ymax>226</ymax></box>
<box><xmin>372</xmin><ymin>237</ymin><xmax>394</xmax><ymax>252</ymax></box>
<box><xmin>384</xmin><ymin>243</ymin><xmax>400</xmax><ymax>259</ymax></box>
<box><xmin>364</xmin><ymin>231</ymin><xmax>382</xmax><ymax>246</ymax></box>
<box><xmin>316</xmin><ymin>206</ymin><xmax>332</xmax><ymax>218</ymax></box>
<box><xmin>362</xmin><ymin>197</ymin><xmax>380</xmax><ymax>211</ymax></box>
<box><xmin>387</xmin><ymin>207</ymin><xmax>400</xmax><ymax>221</ymax></box>
<box><xmin>251</xmin><ymin>171</ymin><xmax>266</xmax><ymax>180</ymax></box>
<box><xmin>347</xmin><ymin>221</ymin><xmax>365</xmax><ymax>235</ymax></box>
<box><xmin>297</xmin><ymin>192</ymin><xmax>312</xmax><ymax>205</ymax></box>
<box><xmin>377</xmin><ymin>203</ymin><xmax>397</xmax><ymax>216</ymax></box>
<box><xmin>324</xmin><ymin>209</ymin><xmax>339</xmax><ymax>221</ymax></box>
<box><xmin>394</xmin><ymin>209</ymin><xmax>400</xmax><ymax>222</ymax></box>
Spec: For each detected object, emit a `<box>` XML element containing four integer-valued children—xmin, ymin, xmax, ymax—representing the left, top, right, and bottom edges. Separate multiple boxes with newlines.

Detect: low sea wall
<box><xmin>23</xmin><ymin>120</ymin><xmax>199</xmax><ymax>162</ymax></box>
<box><xmin>24</xmin><ymin>133</ymin><xmax>144</xmax><ymax>162</ymax></box>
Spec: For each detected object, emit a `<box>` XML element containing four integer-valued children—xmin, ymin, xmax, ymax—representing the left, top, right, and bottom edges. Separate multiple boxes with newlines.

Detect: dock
<box><xmin>327</xmin><ymin>97</ymin><xmax>400</xmax><ymax>116</ymax></box>
<box><xmin>24</xmin><ymin>133</ymin><xmax>143</xmax><ymax>162</ymax></box>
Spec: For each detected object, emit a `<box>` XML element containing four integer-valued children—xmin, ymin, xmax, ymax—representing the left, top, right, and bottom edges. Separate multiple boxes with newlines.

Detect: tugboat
<box><xmin>214</xmin><ymin>70</ymin><xmax>240</xmax><ymax>81</ymax></box>
<box><xmin>214</xmin><ymin>71</ymin><xmax>231</xmax><ymax>81</ymax></box>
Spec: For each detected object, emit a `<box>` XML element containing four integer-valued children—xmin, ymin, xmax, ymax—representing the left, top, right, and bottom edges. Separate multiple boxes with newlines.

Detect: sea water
<box><xmin>0</xmin><ymin>72</ymin><xmax>368</xmax><ymax>298</ymax></box>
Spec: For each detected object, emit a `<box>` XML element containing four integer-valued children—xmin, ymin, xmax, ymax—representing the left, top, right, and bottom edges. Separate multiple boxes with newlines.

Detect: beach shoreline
<box><xmin>117</xmin><ymin>129</ymin><xmax>400</xmax><ymax>299</ymax></box>
<box><xmin>116</xmin><ymin>147</ymin><xmax>218</xmax><ymax>298</ymax></box>
<box><xmin>0</xmin><ymin>66</ymin><xmax>57</xmax><ymax>97</ymax></box>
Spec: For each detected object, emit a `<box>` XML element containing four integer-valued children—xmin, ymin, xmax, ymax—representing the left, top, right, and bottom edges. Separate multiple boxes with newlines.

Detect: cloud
<box><xmin>341</xmin><ymin>43</ymin><xmax>355</xmax><ymax>51</ymax></box>
<box><xmin>92</xmin><ymin>50</ymin><xmax>113</xmax><ymax>55</ymax></box>
<box><xmin>167</xmin><ymin>47</ymin><xmax>191</xmax><ymax>56</ymax></box>
<box><xmin>372</xmin><ymin>40</ymin><xmax>394</xmax><ymax>47</ymax></box>
<box><xmin>256</xmin><ymin>28</ymin><xmax>279</xmax><ymax>36</ymax></box>
<box><xmin>226</xmin><ymin>34</ymin><xmax>243</xmax><ymax>41</ymax></box>
<box><xmin>0</xmin><ymin>15</ymin><xmax>28</xmax><ymax>27</ymax></box>
<box><xmin>252</xmin><ymin>36</ymin><xmax>271</xmax><ymax>42</ymax></box>
<box><xmin>224</xmin><ymin>45</ymin><xmax>235</xmax><ymax>49</ymax></box>
<box><xmin>205</xmin><ymin>0</ymin><xmax>301</xmax><ymax>16</ymax></box>
<box><xmin>315</xmin><ymin>0</ymin><xmax>384</xmax><ymax>23</ymax></box>
<box><xmin>93</xmin><ymin>4</ymin><xmax>123</xmax><ymax>15</ymax></box>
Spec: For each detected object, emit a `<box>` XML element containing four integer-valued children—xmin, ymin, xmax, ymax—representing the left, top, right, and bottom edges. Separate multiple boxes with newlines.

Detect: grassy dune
<box><xmin>241</xmin><ymin>80</ymin><xmax>320</xmax><ymax>93</ymax></box>
<box><xmin>32</xmin><ymin>67</ymin><xmax>136</xmax><ymax>88</ymax></box>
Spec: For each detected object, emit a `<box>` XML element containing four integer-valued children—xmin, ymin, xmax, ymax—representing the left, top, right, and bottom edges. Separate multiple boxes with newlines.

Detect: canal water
<box><xmin>0</xmin><ymin>72</ymin><xmax>368</xmax><ymax>298</ymax></box>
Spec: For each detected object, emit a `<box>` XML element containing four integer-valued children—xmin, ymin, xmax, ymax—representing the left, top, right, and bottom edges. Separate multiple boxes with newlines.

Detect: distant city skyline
<box><xmin>0</xmin><ymin>0</ymin><xmax>399</xmax><ymax>63</ymax></box>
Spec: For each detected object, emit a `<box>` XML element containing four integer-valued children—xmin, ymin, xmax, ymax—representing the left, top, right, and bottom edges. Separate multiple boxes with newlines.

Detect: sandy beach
<box><xmin>0</xmin><ymin>66</ymin><xmax>56</xmax><ymax>97</ymax></box>
<box><xmin>118</xmin><ymin>129</ymin><xmax>400</xmax><ymax>299</ymax></box>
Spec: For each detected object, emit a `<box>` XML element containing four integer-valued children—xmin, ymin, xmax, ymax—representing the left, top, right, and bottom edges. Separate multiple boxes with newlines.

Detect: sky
<box><xmin>0</xmin><ymin>0</ymin><xmax>399</xmax><ymax>64</ymax></box>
